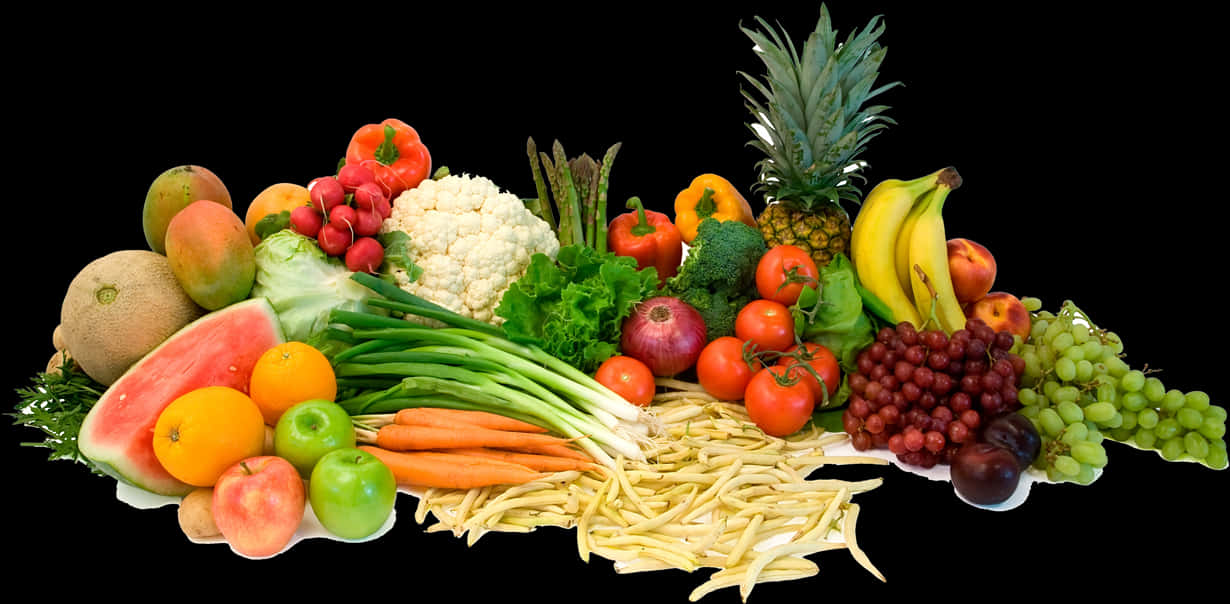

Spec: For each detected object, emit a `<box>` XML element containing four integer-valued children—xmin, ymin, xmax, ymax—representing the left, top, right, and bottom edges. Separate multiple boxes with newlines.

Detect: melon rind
<box><xmin>78</xmin><ymin>297</ymin><xmax>286</xmax><ymax>496</ymax></box>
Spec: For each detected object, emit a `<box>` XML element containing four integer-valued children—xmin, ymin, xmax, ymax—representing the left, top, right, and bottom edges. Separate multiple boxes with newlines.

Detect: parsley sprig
<box><xmin>10</xmin><ymin>356</ymin><xmax>107</xmax><ymax>475</ymax></box>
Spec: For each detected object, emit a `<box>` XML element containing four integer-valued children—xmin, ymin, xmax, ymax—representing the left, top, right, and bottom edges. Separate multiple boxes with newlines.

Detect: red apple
<box><xmin>965</xmin><ymin>292</ymin><xmax>1031</xmax><ymax>341</ymax></box>
<box><xmin>212</xmin><ymin>456</ymin><xmax>306</xmax><ymax>558</ymax></box>
<box><xmin>947</xmin><ymin>238</ymin><xmax>997</xmax><ymax>305</ymax></box>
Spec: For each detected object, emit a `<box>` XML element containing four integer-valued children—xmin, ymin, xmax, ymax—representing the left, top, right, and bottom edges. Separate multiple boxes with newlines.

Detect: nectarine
<box><xmin>244</xmin><ymin>182</ymin><xmax>311</xmax><ymax>245</ymax></box>
<box><xmin>964</xmin><ymin>292</ymin><xmax>1031</xmax><ymax>341</ymax></box>
<box><xmin>947</xmin><ymin>238</ymin><xmax>997</xmax><ymax>305</ymax></box>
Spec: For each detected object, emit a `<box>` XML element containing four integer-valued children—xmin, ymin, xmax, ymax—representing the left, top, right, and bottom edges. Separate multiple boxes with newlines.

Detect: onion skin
<box><xmin>620</xmin><ymin>296</ymin><xmax>707</xmax><ymax>377</ymax></box>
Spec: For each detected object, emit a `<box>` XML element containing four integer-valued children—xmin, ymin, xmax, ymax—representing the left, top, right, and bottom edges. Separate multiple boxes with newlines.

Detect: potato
<box><xmin>52</xmin><ymin>324</ymin><xmax>66</xmax><ymax>351</ymax></box>
<box><xmin>262</xmin><ymin>424</ymin><xmax>276</xmax><ymax>456</ymax></box>
<box><xmin>46</xmin><ymin>350</ymin><xmax>72</xmax><ymax>376</ymax></box>
<box><xmin>178</xmin><ymin>487</ymin><xmax>221</xmax><ymax>540</ymax></box>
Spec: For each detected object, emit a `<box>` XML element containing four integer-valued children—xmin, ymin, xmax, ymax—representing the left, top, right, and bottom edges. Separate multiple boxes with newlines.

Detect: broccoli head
<box><xmin>675</xmin><ymin>287</ymin><xmax>756</xmax><ymax>342</ymax></box>
<box><xmin>664</xmin><ymin>218</ymin><xmax>768</xmax><ymax>340</ymax></box>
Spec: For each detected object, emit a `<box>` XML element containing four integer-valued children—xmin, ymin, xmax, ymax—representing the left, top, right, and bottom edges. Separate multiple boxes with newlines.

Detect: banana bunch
<box><xmin>850</xmin><ymin>167</ymin><xmax>966</xmax><ymax>333</ymax></box>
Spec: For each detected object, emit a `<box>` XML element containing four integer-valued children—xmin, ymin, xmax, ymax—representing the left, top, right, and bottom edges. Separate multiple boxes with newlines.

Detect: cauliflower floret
<box><xmin>380</xmin><ymin>173</ymin><xmax>560</xmax><ymax>325</ymax></box>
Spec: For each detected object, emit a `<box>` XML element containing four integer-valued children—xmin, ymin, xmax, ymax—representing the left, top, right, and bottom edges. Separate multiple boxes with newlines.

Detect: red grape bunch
<box><xmin>843</xmin><ymin>317</ymin><xmax>1027</xmax><ymax>468</ymax></box>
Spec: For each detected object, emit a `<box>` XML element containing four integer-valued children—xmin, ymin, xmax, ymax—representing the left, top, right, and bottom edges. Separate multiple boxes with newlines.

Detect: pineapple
<box><xmin>740</xmin><ymin>5</ymin><xmax>900</xmax><ymax>269</ymax></box>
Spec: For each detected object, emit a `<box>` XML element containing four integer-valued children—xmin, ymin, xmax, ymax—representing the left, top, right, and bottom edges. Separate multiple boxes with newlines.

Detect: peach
<box><xmin>947</xmin><ymin>238</ymin><xmax>997</xmax><ymax>305</ymax></box>
<box><xmin>212</xmin><ymin>456</ymin><xmax>305</xmax><ymax>559</ymax></box>
<box><xmin>965</xmin><ymin>292</ymin><xmax>1031</xmax><ymax>341</ymax></box>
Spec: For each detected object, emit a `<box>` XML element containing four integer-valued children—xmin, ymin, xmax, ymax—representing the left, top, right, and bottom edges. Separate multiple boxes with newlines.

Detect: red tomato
<box><xmin>735</xmin><ymin>299</ymin><xmax>796</xmax><ymax>352</ymax></box>
<box><xmin>775</xmin><ymin>342</ymin><xmax>841</xmax><ymax>405</ymax></box>
<box><xmin>595</xmin><ymin>356</ymin><xmax>656</xmax><ymax>407</ymax></box>
<box><xmin>755</xmin><ymin>245</ymin><xmax>819</xmax><ymax>306</ymax></box>
<box><xmin>743</xmin><ymin>367</ymin><xmax>816</xmax><ymax>437</ymax></box>
<box><xmin>696</xmin><ymin>337</ymin><xmax>762</xmax><ymax>401</ymax></box>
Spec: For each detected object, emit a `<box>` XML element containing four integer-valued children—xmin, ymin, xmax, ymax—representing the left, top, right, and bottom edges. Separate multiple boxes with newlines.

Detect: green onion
<box><xmin>324</xmin><ymin>275</ymin><xmax>660</xmax><ymax>468</ymax></box>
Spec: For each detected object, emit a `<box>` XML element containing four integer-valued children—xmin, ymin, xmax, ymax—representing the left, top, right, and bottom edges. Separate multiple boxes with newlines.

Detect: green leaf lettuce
<box><xmin>496</xmin><ymin>244</ymin><xmax>659</xmax><ymax>374</ymax></box>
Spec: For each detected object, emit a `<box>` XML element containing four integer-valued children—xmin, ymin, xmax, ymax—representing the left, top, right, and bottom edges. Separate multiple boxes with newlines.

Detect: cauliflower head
<box><xmin>380</xmin><ymin>173</ymin><xmax>560</xmax><ymax>324</ymax></box>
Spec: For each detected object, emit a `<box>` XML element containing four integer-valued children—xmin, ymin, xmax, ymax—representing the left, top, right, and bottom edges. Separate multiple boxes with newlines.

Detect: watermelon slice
<box><xmin>78</xmin><ymin>297</ymin><xmax>286</xmax><ymax>496</ymax></box>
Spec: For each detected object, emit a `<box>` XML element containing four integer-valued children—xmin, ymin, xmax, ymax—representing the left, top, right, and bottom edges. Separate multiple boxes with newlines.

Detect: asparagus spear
<box><xmin>595</xmin><ymin>142</ymin><xmax>622</xmax><ymax>254</ymax></box>
<box><xmin>539</xmin><ymin>150</ymin><xmax>572</xmax><ymax>247</ymax></box>
<box><xmin>570</xmin><ymin>153</ymin><xmax>599</xmax><ymax>250</ymax></box>
<box><xmin>526</xmin><ymin>137</ymin><xmax>557</xmax><ymax>233</ymax></box>
<box><xmin>552</xmin><ymin>140</ymin><xmax>586</xmax><ymax>248</ymax></box>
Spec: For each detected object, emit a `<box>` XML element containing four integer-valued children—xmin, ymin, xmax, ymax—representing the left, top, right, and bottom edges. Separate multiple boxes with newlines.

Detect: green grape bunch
<box><xmin>1012</xmin><ymin>298</ymin><xmax>1227</xmax><ymax>483</ymax></box>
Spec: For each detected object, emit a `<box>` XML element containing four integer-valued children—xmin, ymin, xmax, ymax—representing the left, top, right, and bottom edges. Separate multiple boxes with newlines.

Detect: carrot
<box><xmin>446</xmin><ymin>447</ymin><xmax>598</xmax><ymax>472</ymax></box>
<box><xmin>501</xmin><ymin>441</ymin><xmax>595</xmax><ymax>463</ymax></box>
<box><xmin>375</xmin><ymin>423</ymin><xmax>585</xmax><ymax>456</ymax></box>
<box><xmin>394</xmin><ymin>407</ymin><xmax>549</xmax><ymax>433</ymax></box>
<box><xmin>360</xmin><ymin>446</ymin><xmax>547</xmax><ymax>490</ymax></box>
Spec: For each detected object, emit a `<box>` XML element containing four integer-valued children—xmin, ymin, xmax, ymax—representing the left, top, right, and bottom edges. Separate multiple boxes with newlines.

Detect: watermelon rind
<box><xmin>78</xmin><ymin>297</ymin><xmax>286</xmax><ymax>496</ymax></box>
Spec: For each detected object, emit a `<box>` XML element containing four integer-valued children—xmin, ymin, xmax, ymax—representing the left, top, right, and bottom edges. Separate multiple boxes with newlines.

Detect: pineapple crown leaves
<box><xmin>739</xmin><ymin>4</ymin><xmax>902</xmax><ymax>208</ymax></box>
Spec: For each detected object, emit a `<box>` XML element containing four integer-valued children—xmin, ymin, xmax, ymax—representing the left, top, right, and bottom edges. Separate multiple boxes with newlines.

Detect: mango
<box><xmin>143</xmin><ymin>165</ymin><xmax>233</xmax><ymax>254</ymax></box>
<box><xmin>165</xmin><ymin>200</ymin><xmax>256</xmax><ymax>310</ymax></box>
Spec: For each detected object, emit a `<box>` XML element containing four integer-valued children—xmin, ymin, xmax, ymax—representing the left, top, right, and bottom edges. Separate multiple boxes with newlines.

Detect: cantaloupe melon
<box><xmin>59</xmin><ymin>250</ymin><xmax>205</xmax><ymax>386</ymax></box>
<box><xmin>77</xmin><ymin>298</ymin><xmax>286</xmax><ymax>496</ymax></box>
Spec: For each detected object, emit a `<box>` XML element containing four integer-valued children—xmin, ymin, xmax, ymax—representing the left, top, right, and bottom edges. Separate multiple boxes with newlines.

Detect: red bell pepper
<box><xmin>607</xmin><ymin>197</ymin><xmax>683</xmax><ymax>281</ymax></box>
<box><xmin>345</xmin><ymin>118</ymin><xmax>432</xmax><ymax>201</ymax></box>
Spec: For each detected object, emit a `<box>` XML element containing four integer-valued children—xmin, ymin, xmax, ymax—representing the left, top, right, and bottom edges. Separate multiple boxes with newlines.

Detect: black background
<box><xmin>7</xmin><ymin>2</ymin><xmax>1226</xmax><ymax>598</ymax></box>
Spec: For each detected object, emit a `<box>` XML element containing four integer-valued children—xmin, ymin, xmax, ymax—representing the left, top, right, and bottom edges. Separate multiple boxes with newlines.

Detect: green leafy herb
<box><xmin>790</xmin><ymin>252</ymin><xmax>875</xmax><ymax>374</ymax></box>
<box><xmin>812</xmin><ymin>407</ymin><xmax>847</xmax><ymax>433</ymax></box>
<box><xmin>378</xmin><ymin>230</ymin><xmax>423</xmax><ymax>282</ymax></box>
<box><xmin>10</xmin><ymin>356</ymin><xmax>106</xmax><ymax>473</ymax></box>
<box><xmin>254</xmin><ymin>209</ymin><xmax>292</xmax><ymax>241</ymax></box>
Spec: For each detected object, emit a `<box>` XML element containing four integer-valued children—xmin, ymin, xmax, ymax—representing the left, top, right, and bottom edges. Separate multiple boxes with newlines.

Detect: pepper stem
<box><xmin>695</xmin><ymin>187</ymin><xmax>718</xmax><ymax>219</ymax></box>
<box><xmin>375</xmin><ymin>124</ymin><xmax>400</xmax><ymax>166</ymax></box>
<box><xmin>627</xmin><ymin>197</ymin><xmax>656</xmax><ymax>237</ymax></box>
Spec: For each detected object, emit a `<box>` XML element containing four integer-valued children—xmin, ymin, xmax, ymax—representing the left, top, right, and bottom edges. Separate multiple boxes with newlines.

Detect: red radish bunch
<box><xmin>293</xmin><ymin>163</ymin><xmax>392</xmax><ymax>273</ymax></box>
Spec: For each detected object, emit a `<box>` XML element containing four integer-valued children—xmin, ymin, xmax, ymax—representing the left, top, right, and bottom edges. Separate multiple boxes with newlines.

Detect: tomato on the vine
<box><xmin>595</xmin><ymin>355</ymin><xmax>656</xmax><ymax>407</ymax></box>
<box><xmin>743</xmin><ymin>366</ymin><xmax>816</xmax><ymax>437</ymax></box>
<box><xmin>696</xmin><ymin>336</ymin><xmax>762</xmax><ymax>401</ymax></box>
<box><xmin>775</xmin><ymin>342</ymin><xmax>841</xmax><ymax>406</ymax></box>
<box><xmin>755</xmin><ymin>245</ymin><xmax>819</xmax><ymax>306</ymax></box>
<box><xmin>735</xmin><ymin>299</ymin><xmax>796</xmax><ymax>352</ymax></box>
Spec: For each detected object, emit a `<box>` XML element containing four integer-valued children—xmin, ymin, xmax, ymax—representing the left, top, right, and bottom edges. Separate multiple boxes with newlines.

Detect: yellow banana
<box><xmin>894</xmin><ymin>195</ymin><xmax>928</xmax><ymax>297</ymax></box>
<box><xmin>850</xmin><ymin>168</ymin><xmax>952</xmax><ymax>328</ymax></box>
<box><xmin>907</xmin><ymin>169</ymin><xmax>966</xmax><ymax>333</ymax></box>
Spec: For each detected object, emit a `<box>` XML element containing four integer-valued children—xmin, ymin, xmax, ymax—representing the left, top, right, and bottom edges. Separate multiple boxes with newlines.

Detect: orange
<box><xmin>152</xmin><ymin>386</ymin><xmax>266</xmax><ymax>487</ymax></box>
<box><xmin>249</xmin><ymin>341</ymin><xmax>338</xmax><ymax>426</ymax></box>
<box><xmin>243</xmin><ymin>182</ymin><xmax>311</xmax><ymax>245</ymax></box>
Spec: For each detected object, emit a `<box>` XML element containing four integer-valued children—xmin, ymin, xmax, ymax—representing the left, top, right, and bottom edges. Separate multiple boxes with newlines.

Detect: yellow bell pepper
<box><xmin>673</xmin><ymin>174</ymin><xmax>758</xmax><ymax>244</ymax></box>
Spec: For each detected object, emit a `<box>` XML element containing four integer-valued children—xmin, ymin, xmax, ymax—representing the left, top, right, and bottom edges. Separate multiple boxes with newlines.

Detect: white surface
<box><xmin>117</xmin><ymin>479</ymin><xmax>401</xmax><ymax>559</ymax></box>
<box><xmin>115</xmin><ymin>428</ymin><xmax>1220</xmax><ymax>558</ymax></box>
<box><xmin>819</xmin><ymin>438</ymin><xmax>1064</xmax><ymax>511</ymax></box>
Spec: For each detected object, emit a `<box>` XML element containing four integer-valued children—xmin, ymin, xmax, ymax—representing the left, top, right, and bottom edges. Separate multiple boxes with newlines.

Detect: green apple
<box><xmin>274</xmin><ymin>399</ymin><xmax>356</xmax><ymax>477</ymax></box>
<box><xmin>309</xmin><ymin>447</ymin><xmax>396</xmax><ymax>540</ymax></box>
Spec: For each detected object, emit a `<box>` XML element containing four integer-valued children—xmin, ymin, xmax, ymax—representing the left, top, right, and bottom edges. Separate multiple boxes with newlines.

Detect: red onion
<box><xmin>620</xmin><ymin>296</ymin><xmax>707</xmax><ymax>377</ymax></box>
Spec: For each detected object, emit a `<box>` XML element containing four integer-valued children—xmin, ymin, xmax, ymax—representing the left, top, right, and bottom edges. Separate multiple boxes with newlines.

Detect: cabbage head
<box><xmin>251</xmin><ymin>230</ymin><xmax>376</xmax><ymax>342</ymax></box>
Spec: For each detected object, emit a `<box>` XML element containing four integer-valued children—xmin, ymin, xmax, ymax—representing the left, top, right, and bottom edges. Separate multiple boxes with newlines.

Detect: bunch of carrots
<box><xmin>354</xmin><ymin>407</ymin><xmax>599</xmax><ymax>490</ymax></box>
